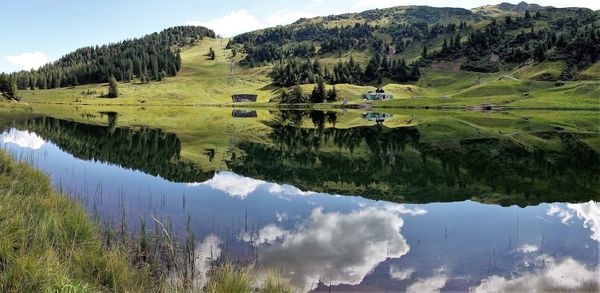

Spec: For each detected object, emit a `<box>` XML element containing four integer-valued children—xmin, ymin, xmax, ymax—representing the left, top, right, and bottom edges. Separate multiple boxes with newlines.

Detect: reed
<box><xmin>1</xmin><ymin>149</ymin><xmax>294</xmax><ymax>292</ymax></box>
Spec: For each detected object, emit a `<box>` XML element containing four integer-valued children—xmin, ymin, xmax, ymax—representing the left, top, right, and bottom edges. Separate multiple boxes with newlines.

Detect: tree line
<box><xmin>270</xmin><ymin>56</ymin><xmax>419</xmax><ymax>88</ymax></box>
<box><xmin>0</xmin><ymin>74</ymin><xmax>17</xmax><ymax>100</ymax></box>
<box><xmin>422</xmin><ymin>9</ymin><xmax>600</xmax><ymax>75</ymax></box>
<box><xmin>7</xmin><ymin>26</ymin><xmax>215</xmax><ymax>90</ymax></box>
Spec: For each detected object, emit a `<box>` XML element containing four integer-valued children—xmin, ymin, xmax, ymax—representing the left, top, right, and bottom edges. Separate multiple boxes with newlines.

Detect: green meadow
<box><xmin>15</xmin><ymin>37</ymin><xmax>599</xmax><ymax>110</ymax></box>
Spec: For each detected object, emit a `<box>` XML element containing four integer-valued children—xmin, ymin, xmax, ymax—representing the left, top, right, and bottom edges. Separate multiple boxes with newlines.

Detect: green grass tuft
<box><xmin>0</xmin><ymin>150</ymin><xmax>149</xmax><ymax>292</ymax></box>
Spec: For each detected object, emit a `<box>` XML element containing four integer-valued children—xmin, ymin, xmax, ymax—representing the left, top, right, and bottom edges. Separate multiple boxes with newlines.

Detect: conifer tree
<box><xmin>326</xmin><ymin>85</ymin><xmax>337</xmax><ymax>102</ymax></box>
<box><xmin>310</xmin><ymin>76</ymin><xmax>326</xmax><ymax>103</ymax></box>
<box><xmin>108</xmin><ymin>75</ymin><xmax>119</xmax><ymax>98</ymax></box>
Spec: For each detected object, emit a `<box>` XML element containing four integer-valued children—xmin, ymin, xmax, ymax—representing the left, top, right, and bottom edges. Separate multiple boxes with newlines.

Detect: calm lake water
<box><xmin>1</xmin><ymin>108</ymin><xmax>598</xmax><ymax>292</ymax></box>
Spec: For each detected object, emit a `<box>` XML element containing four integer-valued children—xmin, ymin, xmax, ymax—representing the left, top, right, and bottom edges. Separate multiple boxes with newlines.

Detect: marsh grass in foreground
<box><xmin>0</xmin><ymin>150</ymin><xmax>294</xmax><ymax>292</ymax></box>
<box><xmin>0</xmin><ymin>151</ymin><xmax>150</xmax><ymax>292</ymax></box>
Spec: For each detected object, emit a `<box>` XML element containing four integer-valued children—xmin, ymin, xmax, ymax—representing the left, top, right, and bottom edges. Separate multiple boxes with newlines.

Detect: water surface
<box><xmin>1</xmin><ymin>108</ymin><xmax>598</xmax><ymax>291</ymax></box>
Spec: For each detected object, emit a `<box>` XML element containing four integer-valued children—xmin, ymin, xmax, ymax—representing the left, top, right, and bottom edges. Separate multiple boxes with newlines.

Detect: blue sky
<box><xmin>1</xmin><ymin>0</ymin><xmax>598</xmax><ymax>73</ymax></box>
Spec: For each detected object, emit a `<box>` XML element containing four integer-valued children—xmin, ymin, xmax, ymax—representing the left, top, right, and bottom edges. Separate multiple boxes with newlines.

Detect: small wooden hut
<box><xmin>232</xmin><ymin>94</ymin><xmax>257</xmax><ymax>103</ymax></box>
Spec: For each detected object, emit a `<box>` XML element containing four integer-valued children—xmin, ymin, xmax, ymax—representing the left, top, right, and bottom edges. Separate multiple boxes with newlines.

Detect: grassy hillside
<box><xmin>19</xmin><ymin>38</ymin><xmax>272</xmax><ymax>105</ymax></box>
<box><xmin>15</xmin><ymin>3</ymin><xmax>600</xmax><ymax>109</ymax></box>
<box><xmin>17</xmin><ymin>49</ymin><xmax>600</xmax><ymax>109</ymax></box>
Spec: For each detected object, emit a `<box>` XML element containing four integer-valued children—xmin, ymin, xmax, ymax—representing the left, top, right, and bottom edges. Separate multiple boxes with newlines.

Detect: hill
<box><xmin>8</xmin><ymin>26</ymin><xmax>215</xmax><ymax>90</ymax></box>
<box><xmin>9</xmin><ymin>2</ymin><xmax>600</xmax><ymax>108</ymax></box>
<box><xmin>229</xmin><ymin>3</ymin><xmax>598</xmax><ymax>82</ymax></box>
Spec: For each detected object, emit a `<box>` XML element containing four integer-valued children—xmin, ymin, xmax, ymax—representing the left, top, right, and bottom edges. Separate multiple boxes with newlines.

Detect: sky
<box><xmin>1</xmin><ymin>0</ymin><xmax>598</xmax><ymax>73</ymax></box>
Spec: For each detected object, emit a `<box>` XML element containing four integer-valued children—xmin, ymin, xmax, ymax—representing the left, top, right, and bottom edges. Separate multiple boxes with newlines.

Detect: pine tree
<box><xmin>534</xmin><ymin>42</ymin><xmax>546</xmax><ymax>62</ymax></box>
<box><xmin>453</xmin><ymin>35</ymin><xmax>461</xmax><ymax>49</ymax></box>
<box><xmin>376</xmin><ymin>74</ymin><xmax>383</xmax><ymax>86</ymax></box>
<box><xmin>442</xmin><ymin>39</ymin><xmax>449</xmax><ymax>54</ymax></box>
<box><xmin>291</xmin><ymin>84</ymin><xmax>307</xmax><ymax>103</ymax></box>
<box><xmin>326</xmin><ymin>85</ymin><xmax>337</xmax><ymax>102</ymax></box>
<box><xmin>410</xmin><ymin>62</ymin><xmax>420</xmax><ymax>80</ymax></box>
<box><xmin>0</xmin><ymin>74</ymin><xmax>18</xmax><ymax>100</ymax></box>
<box><xmin>108</xmin><ymin>75</ymin><xmax>119</xmax><ymax>98</ymax></box>
<box><xmin>175</xmin><ymin>52</ymin><xmax>182</xmax><ymax>71</ymax></box>
<box><xmin>310</xmin><ymin>76</ymin><xmax>326</xmax><ymax>103</ymax></box>
<box><xmin>421</xmin><ymin>45</ymin><xmax>428</xmax><ymax>59</ymax></box>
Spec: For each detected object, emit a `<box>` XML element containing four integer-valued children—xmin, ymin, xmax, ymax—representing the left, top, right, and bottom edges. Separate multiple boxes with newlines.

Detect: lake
<box><xmin>1</xmin><ymin>106</ymin><xmax>598</xmax><ymax>292</ymax></box>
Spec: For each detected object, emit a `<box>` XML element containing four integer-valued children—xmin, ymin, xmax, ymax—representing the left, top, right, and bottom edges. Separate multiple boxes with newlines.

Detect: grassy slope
<box><xmin>0</xmin><ymin>151</ymin><xmax>148</xmax><ymax>292</ymax></box>
<box><xmin>578</xmin><ymin>61</ymin><xmax>600</xmax><ymax>80</ymax></box>
<box><xmin>19</xmin><ymin>38</ymin><xmax>274</xmax><ymax>106</ymax></box>
<box><xmin>17</xmin><ymin>37</ymin><xmax>599</xmax><ymax>109</ymax></box>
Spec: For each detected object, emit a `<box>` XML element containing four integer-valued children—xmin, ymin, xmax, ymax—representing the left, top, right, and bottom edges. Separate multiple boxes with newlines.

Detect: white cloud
<box><xmin>167</xmin><ymin>233</ymin><xmax>221</xmax><ymax>289</ymax></box>
<box><xmin>384</xmin><ymin>203</ymin><xmax>427</xmax><ymax>216</ymax></box>
<box><xmin>265</xmin><ymin>9</ymin><xmax>315</xmax><ymax>26</ymax></box>
<box><xmin>276</xmin><ymin>212</ymin><xmax>288</xmax><ymax>222</ymax></box>
<box><xmin>470</xmin><ymin>257</ymin><xmax>599</xmax><ymax>292</ymax></box>
<box><xmin>547</xmin><ymin>202</ymin><xmax>600</xmax><ymax>242</ymax></box>
<box><xmin>407</xmin><ymin>270</ymin><xmax>449</xmax><ymax>293</ymax></box>
<box><xmin>200</xmin><ymin>172</ymin><xmax>264</xmax><ymax>198</ymax></box>
<box><xmin>248</xmin><ymin>207</ymin><xmax>410</xmax><ymax>291</ymax></box>
<box><xmin>389</xmin><ymin>266</ymin><xmax>415</xmax><ymax>280</ymax></box>
<box><xmin>187</xmin><ymin>172</ymin><xmax>315</xmax><ymax>199</ymax></box>
<box><xmin>2</xmin><ymin>52</ymin><xmax>48</xmax><ymax>72</ymax></box>
<box><xmin>187</xmin><ymin>9</ymin><xmax>263</xmax><ymax>37</ymax></box>
<box><xmin>517</xmin><ymin>244</ymin><xmax>538</xmax><ymax>253</ymax></box>
<box><xmin>241</xmin><ymin>224</ymin><xmax>288</xmax><ymax>246</ymax></box>
<box><xmin>267</xmin><ymin>183</ymin><xmax>316</xmax><ymax>196</ymax></box>
<box><xmin>567</xmin><ymin>201</ymin><xmax>600</xmax><ymax>242</ymax></box>
<box><xmin>547</xmin><ymin>204</ymin><xmax>574</xmax><ymax>224</ymax></box>
<box><xmin>187</xmin><ymin>9</ymin><xmax>314</xmax><ymax>37</ymax></box>
<box><xmin>0</xmin><ymin>129</ymin><xmax>46</xmax><ymax>150</ymax></box>
<box><xmin>193</xmin><ymin>234</ymin><xmax>222</xmax><ymax>288</ymax></box>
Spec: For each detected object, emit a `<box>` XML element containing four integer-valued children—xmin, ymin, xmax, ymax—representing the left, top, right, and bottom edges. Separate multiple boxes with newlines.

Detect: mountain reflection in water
<box><xmin>0</xmin><ymin>110</ymin><xmax>598</xmax><ymax>292</ymax></box>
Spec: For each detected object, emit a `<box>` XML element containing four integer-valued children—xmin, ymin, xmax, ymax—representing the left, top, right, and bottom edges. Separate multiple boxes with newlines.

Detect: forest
<box><xmin>229</xmin><ymin>6</ymin><xmax>599</xmax><ymax>87</ymax></box>
<box><xmin>7</xmin><ymin>26</ymin><xmax>215</xmax><ymax>90</ymax></box>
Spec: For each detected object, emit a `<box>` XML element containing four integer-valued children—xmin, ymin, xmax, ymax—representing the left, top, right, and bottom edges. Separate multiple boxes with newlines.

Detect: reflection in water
<box><xmin>231</xmin><ymin>120</ymin><xmax>599</xmax><ymax>205</ymax></box>
<box><xmin>232</xmin><ymin>110</ymin><xmax>258</xmax><ymax>118</ymax></box>
<box><xmin>247</xmin><ymin>206</ymin><xmax>412</xmax><ymax>291</ymax></box>
<box><xmin>389</xmin><ymin>266</ymin><xmax>415</xmax><ymax>281</ymax></box>
<box><xmin>0</xmin><ymin>129</ymin><xmax>45</xmax><ymax>150</ymax></box>
<box><xmin>471</xmin><ymin>257</ymin><xmax>599</xmax><ymax>292</ymax></box>
<box><xmin>406</xmin><ymin>269</ymin><xmax>448</xmax><ymax>293</ymax></box>
<box><xmin>14</xmin><ymin>116</ymin><xmax>214</xmax><ymax>183</ymax></box>
<box><xmin>193</xmin><ymin>234</ymin><xmax>222</xmax><ymax>289</ymax></box>
<box><xmin>0</xmin><ymin>109</ymin><xmax>599</xmax><ymax>292</ymax></box>
<box><xmin>9</xmin><ymin>112</ymin><xmax>599</xmax><ymax>206</ymax></box>
<box><xmin>548</xmin><ymin>201</ymin><xmax>600</xmax><ymax>242</ymax></box>
<box><xmin>362</xmin><ymin>112</ymin><xmax>393</xmax><ymax>124</ymax></box>
<box><xmin>190</xmin><ymin>171</ymin><xmax>316</xmax><ymax>199</ymax></box>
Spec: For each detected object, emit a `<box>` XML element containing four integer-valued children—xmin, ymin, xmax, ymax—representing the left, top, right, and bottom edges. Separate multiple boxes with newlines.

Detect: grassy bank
<box><xmin>0</xmin><ymin>150</ymin><xmax>149</xmax><ymax>292</ymax></box>
<box><xmin>0</xmin><ymin>150</ymin><xmax>295</xmax><ymax>292</ymax></box>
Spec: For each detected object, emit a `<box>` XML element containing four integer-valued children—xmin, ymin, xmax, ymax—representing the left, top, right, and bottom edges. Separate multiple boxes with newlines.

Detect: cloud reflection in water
<box><xmin>245</xmin><ymin>206</ymin><xmax>416</xmax><ymax>291</ymax></box>
<box><xmin>0</xmin><ymin>129</ymin><xmax>45</xmax><ymax>150</ymax></box>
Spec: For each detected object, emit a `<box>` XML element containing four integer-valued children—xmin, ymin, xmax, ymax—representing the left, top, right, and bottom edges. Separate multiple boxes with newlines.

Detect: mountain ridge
<box><xmin>3</xmin><ymin>2</ymin><xmax>599</xmax><ymax>109</ymax></box>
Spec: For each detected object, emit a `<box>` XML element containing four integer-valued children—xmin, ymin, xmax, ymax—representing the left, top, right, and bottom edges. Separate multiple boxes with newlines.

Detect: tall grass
<box><xmin>0</xmin><ymin>150</ymin><xmax>149</xmax><ymax>292</ymax></box>
<box><xmin>0</xmin><ymin>150</ymin><xmax>294</xmax><ymax>292</ymax></box>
